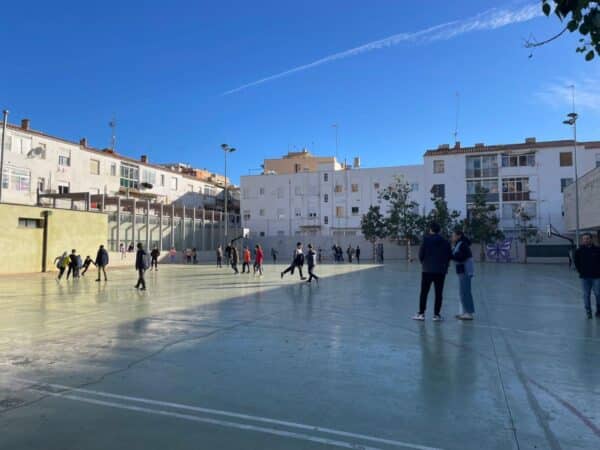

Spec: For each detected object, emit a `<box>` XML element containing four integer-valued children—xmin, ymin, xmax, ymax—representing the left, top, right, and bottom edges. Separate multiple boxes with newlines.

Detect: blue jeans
<box><xmin>458</xmin><ymin>273</ymin><xmax>475</xmax><ymax>314</ymax></box>
<box><xmin>582</xmin><ymin>278</ymin><xmax>600</xmax><ymax>313</ymax></box>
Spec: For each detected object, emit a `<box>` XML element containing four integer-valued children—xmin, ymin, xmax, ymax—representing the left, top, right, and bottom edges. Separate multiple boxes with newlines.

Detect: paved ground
<box><xmin>0</xmin><ymin>262</ymin><xmax>598</xmax><ymax>450</ymax></box>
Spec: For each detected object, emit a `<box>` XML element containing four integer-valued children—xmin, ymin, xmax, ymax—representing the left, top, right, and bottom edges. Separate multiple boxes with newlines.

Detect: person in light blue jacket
<box><xmin>451</xmin><ymin>229</ymin><xmax>475</xmax><ymax>320</ymax></box>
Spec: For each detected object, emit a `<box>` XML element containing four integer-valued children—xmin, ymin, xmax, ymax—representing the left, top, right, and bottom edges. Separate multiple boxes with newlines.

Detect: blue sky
<box><xmin>1</xmin><ymin>0</ymin><xmax>598</xmax><ymax>183</ymax></box>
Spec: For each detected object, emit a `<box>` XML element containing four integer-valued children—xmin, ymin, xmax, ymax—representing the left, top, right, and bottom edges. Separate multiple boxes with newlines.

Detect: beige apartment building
<box><xmin>263</xmin><ymin>149</ymin><xmax>342</xmax><ymax>174</ymax></box>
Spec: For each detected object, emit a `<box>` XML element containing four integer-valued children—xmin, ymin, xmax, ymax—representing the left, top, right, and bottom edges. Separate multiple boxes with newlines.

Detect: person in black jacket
<box><xmin>95</xmin><ymin>245</ymin><xmax>109</xmax><ymax>282</ymax></box>
<box><xmin>413</xmin><ymin>222</ymin><xmax>452</xmax><ymax>321</ymax></box>
<box><xmin>451</xmin><ymin>229</ymin><xmax>475</xmax><ymax>320</ymax></box>
<box><xmin>230</xmin><ymin>245</ymin><xmax>239</xmax><ymax>274</ymax></box>
<box><xmin>281</xmin><ymin>242</ymin><xmax>306</xmax><ymax>280</ymax></box>
<box><xmin>306</xmin><ymin>244</ymin><xmax>319</xmax><ymax>283</ymax></box>
<box><xmin>135</xmin><ymin>243</ymin><xmax>147</xmax><ymax>290</ymax></box>
<box><xmin>150</xmin><ymin>247</ymin><xmax>160</xmax><ymax>271</ymax></box>
<box><xmin>573</xmin><ymin>233</ymin><xmax>600</xmax><ymax>318</ymax></box>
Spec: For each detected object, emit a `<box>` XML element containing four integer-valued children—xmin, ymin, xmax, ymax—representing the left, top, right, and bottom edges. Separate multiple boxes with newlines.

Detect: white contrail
<box><xmin>222</xmin><ymin>3</ymin><xmax>541</xmax><ymax>95</ymax></box>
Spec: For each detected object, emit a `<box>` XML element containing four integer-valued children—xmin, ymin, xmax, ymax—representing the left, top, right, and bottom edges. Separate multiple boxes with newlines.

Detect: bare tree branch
<box><xmin>524</xmin><ymin>26</ymin><xmax>568</xmax><ymax>48</ymax></box>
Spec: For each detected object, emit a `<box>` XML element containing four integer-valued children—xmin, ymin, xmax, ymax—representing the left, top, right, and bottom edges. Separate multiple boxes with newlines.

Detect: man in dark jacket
<box><xmin>135</xmin><ymin>243</ymin><xmax>147</xmax><ymax>290</ymax></box>
<box><xmin>281</xmin><ymin>242</ymin><xmax>306</xmax><ymax>280</ymax></box>
<box><xmin>95</xmin><ymin>245</ymin><xmax>109</xmax><ymax>282</ymax></box>
<box><xmin>573</xmin><ymin>233</ymin><xmax>600</xmax><ymax>318</ymax></box>
<box><xmin>413</xmin><ymin>222</ymin><xmax>452</xmax><ymax>321</ymax></box>
<box><xmin>306</xmin><ymin>244</ymin><xmax>319</xmax><ymax>283</ymax></box>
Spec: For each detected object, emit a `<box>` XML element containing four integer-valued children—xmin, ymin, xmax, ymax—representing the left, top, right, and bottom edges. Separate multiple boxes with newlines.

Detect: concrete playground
<box><xmin>0</xmin><ymin>262</ymin><xmax>598</xmax><ymax>450</ymax></box>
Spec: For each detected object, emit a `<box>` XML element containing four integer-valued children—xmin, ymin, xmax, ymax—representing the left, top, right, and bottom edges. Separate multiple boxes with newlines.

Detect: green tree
<box><xmin>361</xmin><ymin>205</ymin><xmax>387</xmax><ymax>260</ymax></box>
<box><xmin>426</xmin><ymin>196</ymin><xmax>461</xmax><ymax>239</ymax></box>
<box><xmin>513</xmin><ymin>208</ymin><xmax>539</xmax><ymax>263</ymax></box>
<box><xmin>461</xmin><ymin>187</ymin><xmax>504</xmax><ymax>260</ymax></box>
<box><xmin>379</xmin><ymin>177</ymin><xmax>423</xmax><ymax>261</ymax></box>
<box><xmin>529</xmin><ymin>1</ymin><xmax>600</xmax><ymax>61</ymax></box>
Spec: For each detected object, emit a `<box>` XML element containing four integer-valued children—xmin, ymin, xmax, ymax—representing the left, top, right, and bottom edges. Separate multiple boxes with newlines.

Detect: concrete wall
<box><xmin>0</xmin><ymin>204</ymin><xmax>107</xmax><ymax>274</ymax></box>
<box><xmin>564</xmin><ymin>166</ymin><xmax>600</xmax><ymax>231</ymax></box>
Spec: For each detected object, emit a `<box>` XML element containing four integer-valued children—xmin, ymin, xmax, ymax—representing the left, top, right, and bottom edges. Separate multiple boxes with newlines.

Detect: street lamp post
<box><xmin>563</xmin><ymin>111</ymin><xmax>580</xmax><ymax>248</ymax></box>
<box><xmin>221</xmin><ymin>144</ymin><xmax>236</xmax><ymax>238</ymax></box>
<box><xmin>0</xmin><ymin>110</ymin><xmax>9</xmax><ymax>204</ymax></box>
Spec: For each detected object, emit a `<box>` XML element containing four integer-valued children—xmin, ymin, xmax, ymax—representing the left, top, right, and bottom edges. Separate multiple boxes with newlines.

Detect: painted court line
<box><xmin>21</xmin><ymin>380</ymin><xmax>442</xmax><ymax>450</ymax></box>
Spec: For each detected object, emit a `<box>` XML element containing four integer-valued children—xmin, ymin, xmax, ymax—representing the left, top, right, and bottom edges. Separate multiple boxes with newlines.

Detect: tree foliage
<box><xmin>361</xmin><ymin>205</ymin><xmax>387</xmax><ymax>243</ymax></box>
<box><xmin>426</xmin><ymin>196</ymin><xmax>461</xmax><ymax>239</ymax></box>
<box><xmin>538</xmin><ymin>1</ymin><xmax>600</xmax><ymax>60</ymax></box>
<box><xmin>378</xmin><ymin>177</ymin><xmax>423</xmax><ymax>246</ymax></box>
<box><xmin>460</xmin><ymin>187</ymin><xmax>503</xmax><ymax>258</ymax></box>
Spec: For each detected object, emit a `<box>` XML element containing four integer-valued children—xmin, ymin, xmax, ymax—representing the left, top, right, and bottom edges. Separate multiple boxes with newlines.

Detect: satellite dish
<box><xmin>27</xmin><ymin>147</ymin><xmax>45</xmax><ymax>158</ymax></box>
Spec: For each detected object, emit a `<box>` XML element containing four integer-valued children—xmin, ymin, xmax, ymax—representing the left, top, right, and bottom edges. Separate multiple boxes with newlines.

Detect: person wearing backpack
<box><xmin>54</xmin><ymin>252</ymin><xmax>70</xmax><ymax>281</ymax></box>
<box><xmin>135</xmin><ymin>242</ymin><xmax>148</xmax><ymax>290</ymax></box>
<box><xmin>95</xmin><ymin>245</ymin><xmax>109</xmax><ymax>282</ymax></box>
<box><xmin>281</xmin><ymin>242</ymin><xmax>306</xmax><ymax>280</ymax></box>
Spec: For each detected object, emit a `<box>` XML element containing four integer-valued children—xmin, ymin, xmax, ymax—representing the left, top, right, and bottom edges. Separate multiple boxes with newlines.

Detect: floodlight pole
<box><xmin>0</xmin><ymin>110</ymin><xmax>8</xmax><ymax>204</ymax></box>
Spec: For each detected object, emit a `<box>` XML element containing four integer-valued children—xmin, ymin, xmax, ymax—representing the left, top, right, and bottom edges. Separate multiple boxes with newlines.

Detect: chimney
<box><xmin>140</xmin><ymin>155</ymin><xmax>148</xmax><ymax>163</ymax></box>
<box><xmin>353</xmin><ymin>156</ymin><xmax>361</xmax><ymax>168</ymax></box>
<box><xmin>474</xmin><ymin>142</ymin><xmax>484</xmax><ymax>148</ymax></box>
<box><xmin>438</xmin><ymin>144</ymin><xmax>450</xmax><ymax>150</ymax></box>
<box><xmin>21</xmin><ymin>118</ymin><xmax>30</xmax><ymax>130</ymax></box>
<box><xmin>525</xmin><ymin>137</ymin><xmax>536</xmax><ymax>144</ymax></box>
<box><xmin>80</xmin><ymin>138</ymin><xmax>88</xmax><ymax>148</ymax></box>
<box><xmin>454</xmin><ymin>141</ymin><xmax>461</xmax><ymax>149</ymax></box>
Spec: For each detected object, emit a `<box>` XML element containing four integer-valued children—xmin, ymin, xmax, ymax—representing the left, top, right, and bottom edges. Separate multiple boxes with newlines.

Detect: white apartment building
<box><xmin>1</xmin><ymin>118</ymin><xmax>224</xmax><ymax>208</ymax></box>
<box><xmin>241</xmin><ymin>138</ymin><xmax>600</xmax><ymax>237</ymax></box>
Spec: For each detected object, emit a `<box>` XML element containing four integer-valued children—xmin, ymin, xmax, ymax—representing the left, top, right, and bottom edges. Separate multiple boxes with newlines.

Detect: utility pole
<box><xmin>221</xmin><ymin>144</ymin><xmax>236</xmax><ymax>238</ymax></box>
<box><xmin>109</xmin><ymin>115</ymin><xmax>117</xmax><ymax>151</ymax></box>
<box><xmin>0</xmin><ymin>109</ymin><xmax>9</xmax><ymax>203</ymax></box>
<box><xmin>563</xmin><ymin>85</ymin><xmax>580</xmax><ymax>248</ymax></box>
<box><xmin>332</xmin><ymin>124</ymin><xmax>339</xmax><ymax>161</ymax></box>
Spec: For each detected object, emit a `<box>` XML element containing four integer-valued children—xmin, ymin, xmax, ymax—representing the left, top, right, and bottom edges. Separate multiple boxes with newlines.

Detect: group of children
<box><xmin>218</xmin><ymin>243</ymin><xmax>265</xmax><ymax>276</ymax></box>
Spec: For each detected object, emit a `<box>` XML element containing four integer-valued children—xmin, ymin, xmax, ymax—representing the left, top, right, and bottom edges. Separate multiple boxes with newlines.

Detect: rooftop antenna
<box><xmin>109</xmin><ymin>114</ymin><xmax>117</xmax><ymax>151</ymax></box>
<box><xmin>453</xmin><ymin>91</ymin><xmax>460</xmax><ymax>144</ymax></box>
<box><xmin>332</xmin><ymin>123</ymin><xmax>339</xmax><ymax>160</ymax></box>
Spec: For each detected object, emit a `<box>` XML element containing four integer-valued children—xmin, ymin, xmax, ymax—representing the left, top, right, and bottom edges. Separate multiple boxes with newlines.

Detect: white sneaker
<box><xmin>412</xmin><ymin>313</ymin><xmax>425</xmax><ymax>321</ymax></box>
<box><xmin>432</xmin><ymin>315</ymin><xmax>444</xmax><ymax>322</ymax></box>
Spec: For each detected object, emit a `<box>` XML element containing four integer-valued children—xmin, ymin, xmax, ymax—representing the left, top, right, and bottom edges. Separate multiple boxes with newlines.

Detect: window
<box><xmin>17</xmin><ymin>137</ymin><xmax>32</xmax><ymax>155</ymax></box>
<box><xmin>410</xmin><ymin>183</ymin><xmax>419</xmax><ymax>192</ymax></box>
<box><xmin>2</xmin><ymin>134</ymin><xmax>12</xmax><ymax>152</ymax></box>
<box><xmin>259</xmin><ymin>231</ymin><xmax>265</xmax><ymax>237</ymax></box>
<box><xmin>466</xmin><ymin>155</ymin><xmax>498</xmax><ymax>178</ymax></box>
<box><xmin>259</xmin><ymin>187</ymin><xmax>265</xmax><ymax>196</ymax></box>
<box><xmin>334</xmin><ymin>184</ymin><xmax>343</xmax><ymax>193</ymax></box>
<box><xmin>110</xmin><ymin>163</ymin><xmax>117</xmax><ymax>176</ymax></box>
<box><xmin>351</xmin><ymin>206</ymin><xmax>360</xmax><ymax>215</ymax></box>
<box><xmin>243</xmin><ymin>210</ymin><xmax>251</xmax><ymax>221</ymax></box>
<box><xmin>336</xmin><ymin>206</ymin><xmax>344</xmax><ymax>217</ymax></box>
<box><xmin>277</xmin><ymin>230</ymin><xmax>285</xmax><ymax>236</ymax></box>
<box><xmin>502</xmin><ymin>152</ymin><xmax>535</xmax><ymax>167</ymax></box>
<box><xmin>120</xmin><ymin>163</ymin><xmax>139</xmax><ymax>189</ymax></box>
<box><xmin>324</xmin><ymin>216</ymin><xmax>329</xmax><ymax>224</ymax></box>
<box><xmin>560</xmin><ymin>178</ymin><xmax>573</xmax><ymax>192</ymax></box>
<box><xmin>351</xmin><ymin>184</ymin><xmax>359</xmax><ymax>193</ymax></box>
<box><xmin>259</xmin><ymin>209</ymin><xmax>266</xmax><ymax>217</ymax></box>
<box><xmin>433</xmin><ymin>160</ymin><xmax>445</xmax><ymax>174</ymax></box>
<box><xmin>37</xmin><ymin>177</ymin><xmax>45</xmax><ymax>193</ymax></box>
<box><xmin>323</xmin><ymin>193</ymin><xmax>329</xmax><ymax>203</ymax></box>
<box><xmin>502</xmin><ymin>203</ymin><xmax>536</xmax><ymax>220</ymax></box>
<box><xmin>142</xmin><ymin>169</ymin><xmax>156</xmax><ymax>185</ymax></box>
<box><xmin>295</xmin><ymin>186</ymin><xmax>302</xmax><ymax>196</ymax></box>
<box><xmin>559</xmin><ymin>152</ymin><xmax>573</xmax><ymax>167</ymax></box>
<box><xmin>2</xmin><ymin>166</ymin><xmax>30</xmax><ymax>191</ymax></box>
<box><xmin>58</xmin><ymin>183</ymin><xmax>70</xmax><ymax>194</ymax></box>
<box><xmin>467</xmin><ymin>180</ymin><xmax>499</xmax><ymax>202</ymax></box>
<box><xmin>294</xmin><ymin>163</ymin><xmax>301</xmax><ymax>173</ymax></box>
<box><xmin>58</xmin><ymin>155</ymin><xmax>71</xmax><ymax>167</ymax></box>
<box><xmin>18</xmin><ymin>218</ymin><xmax>42</xmax><ymax>228</ymax></box>
<box><xmin>90</xmin><ymin>159</ymin><xmax>100</xmax><ymax>175</ymax></box>
<box><xmin>160</xmin><ymin>174</ymin><xmax>165</xmax><ymax>187</ymax></box>
<box><xmin>596</xmin><ymin>153</ymin><xmax>600</xmax><ymax>168</ymax></box>
<box><xmin>294</xmin><ymin>208</ymin><xmax>301</xmax><ymax>217</ymax></box>
<box><xmin>323</xmin><ymin>173</ymin><xmax>329</xmax><ymax>182</ymax></box>
<box><xmin>374</xmin><ymin>182</ymin><xmax>380</xmax><ymax>190</ymax></box>
<box><xmin>308</xmin><ymin>211</ymin><xmax>317</xmax><ymax>218</ymax></box>
<box><xmin>502</xmin><ymin>177</ymin><xmax>530</xmax><ymax>201</ymax></box>
<box><xmin>431</xmin><ymin>184</ymin><xmax>445</xmax><ymax>199</ymax></box>
<box><xmin>170</xmin><ymin>177</ymin><xmax>178</xmax><ymax>190</ymax></box>
<box><xmin>276</xmin><ymin>208</ymin><xmax>285</xmax><ymax>219</ymax></box>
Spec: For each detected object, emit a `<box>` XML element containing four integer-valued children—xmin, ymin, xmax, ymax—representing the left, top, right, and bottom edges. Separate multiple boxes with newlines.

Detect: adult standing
<box><xmin>306</xmin><ymin>244</ymin><xmax>319</xmax><ymax>284</ymax></box>
<box><xmin>230</xmin><ymin>245</ymin><xmax>239</xmax><ymax>274</ymax></box>
<box><xmin>216</xmin><ymin>245</ymin><xmax>223</xmax><ymax>268</ymax></box>
<box><xmin>66</xmin><ymin>249</ymin><xmax>80</xmax><ymax>280</ymax></box>
<box><xmin>355</xmin><ymin>245</ymin><xmax>361</xmax><ymax>264</ymax></box>
<box><xmin>451</xmin><ymin>229</ymin><xmax>475</xmax><ymax>320</ymax></box>
<box><xmin>271</xmin><ymin>248</ymin><xmax>278</xmax><ymax>263</ymax></box>
<box><xmin>150</xmin><ymin>247</ymin><xmax>160</xmax><ymax>271</ymax></box>
<box><xmin>254</xmin><ymin>244</ymin><xmax>264</xmax><ymax>276</ymax></box>
<box><xmin>119</xmin><ymin>242</ymin><xmax>126</xmax><ymax>260</ymax></box>
<box><xmin>135</xmin><ymin>242</ymin><xmax>148</xmax><ymax>290</ymax></box>
<box><xmin>95</xmin><ymin>245</ymin><xmax>109</xmax><ymax>282</ymax></box>
<box><xmin>347</xmin><ymin>246</ymin><xmax>353</xmax><ymax>263</ymax></box>
<box><xmin>574</xmin><ymin>233</ymin><xmax>600</xmax><ymax>319</ymax></box>
<box><xmin>413</xmin><ymin>222</ymin><xmax>452</xmax><ymax>321</ymax></box>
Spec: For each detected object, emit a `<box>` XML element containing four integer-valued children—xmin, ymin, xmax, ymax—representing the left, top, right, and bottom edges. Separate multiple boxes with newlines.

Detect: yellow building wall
<box><xmin>0</xmin><ymin>204</ymin><xmax>108</xmax><ymax>274</ymax></box>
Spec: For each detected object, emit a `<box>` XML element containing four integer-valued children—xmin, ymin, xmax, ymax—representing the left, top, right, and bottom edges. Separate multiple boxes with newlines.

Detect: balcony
<box><xmin>502</xmin><ymin>192</ymin><xmax>531</xmax><ymax>202</ymax></box>
<box><xmin>466</xmin><ymin>192</ymin><xmax>499</xmax><ymax>203</ymax></box>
